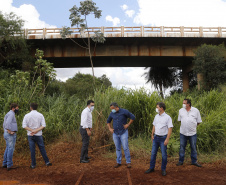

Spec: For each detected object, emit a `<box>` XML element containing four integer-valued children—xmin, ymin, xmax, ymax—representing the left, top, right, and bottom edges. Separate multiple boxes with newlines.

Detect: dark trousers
<box><xmin>79</xmin><ymin>126</ymin><xmax>90</xmax><ymax>160</ymax></box>
<box><xmin>179</xmin><ymin>134</ymin><xmax>197</xmax><ymax>164</ymax></box>
<box><xmin>28</xmin><ymin>136</ymin><xmax>50</xmax><ymax>166</ymax></box>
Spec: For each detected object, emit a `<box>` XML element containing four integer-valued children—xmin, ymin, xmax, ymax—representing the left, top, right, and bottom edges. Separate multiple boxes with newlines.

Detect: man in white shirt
<box><xmin>22</xmin><ymin>103</ymin><xmax>52</xmax><ymax>169</ymax></box>
<box><xmin>80</xmin><ymin>100</ymin><xmax>94</xmax><ymax>163</ymax></box>
<box><xmin>177</xmin><ymin>99</ymin><xmax>202</xmax><ymax>167</ymax></box>
<box><xmin>145</xmin><ymin>102</ymin><xmax>173</xmax><ymax>176</ymax></box>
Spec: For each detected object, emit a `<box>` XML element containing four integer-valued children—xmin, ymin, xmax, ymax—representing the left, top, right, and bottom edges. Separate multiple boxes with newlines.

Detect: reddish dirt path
<box><xmin>0</xmin><ymin>142</ymin><xmax>225</xmax><ymax>185</ymax></box>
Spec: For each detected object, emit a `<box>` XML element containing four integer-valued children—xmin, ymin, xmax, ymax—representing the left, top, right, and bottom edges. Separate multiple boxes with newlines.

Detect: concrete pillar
<box><xmin>197</xmin><ymin>73</ymin><xmax>204</xmax><ymax>90</ymax></box>
<box><xmin>182</xmin><ymin>66</ymin><xmax>189</xmax><ymax>92</ymax></box>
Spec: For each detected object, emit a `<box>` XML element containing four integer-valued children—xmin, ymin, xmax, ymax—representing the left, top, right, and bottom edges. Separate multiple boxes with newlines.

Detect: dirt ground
<box><xmin>0</xmin><ymin>142</ymin><xmax>225</xmax><ymax>185</ymax></box>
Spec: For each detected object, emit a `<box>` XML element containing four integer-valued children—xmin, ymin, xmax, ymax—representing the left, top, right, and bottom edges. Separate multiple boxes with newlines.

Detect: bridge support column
<box><xmin>182</xmin><ymin>68</ymin><xmax>189</xmax><ymax>92</ymax></box>
<box><xmin>182</xmin><ymin>65</ymin><xmax>192</xmax><ymax>92</ymax></box>
<box><xmin>197</xmin><ymin>73</ymin><xmax>204</xmax><ymax>90</ymax></box>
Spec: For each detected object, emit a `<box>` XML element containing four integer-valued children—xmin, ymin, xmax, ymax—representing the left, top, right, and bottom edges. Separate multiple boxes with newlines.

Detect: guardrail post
<box><xmin>218</xmin><ymin>27</ymin><xmax>222</xmax><ymax>37</ymax></box>
<box><xmin>141</xmin><ymin>26</ymin><xmax>144</xmax><ymax>37</ymax></box>
<box><xmin>121</xmin><ymin>26</ymin><xmax>124</xmax><ymax>37</ymax></box>
<box><xmin>43</xmin><ymin>28</ymin><xmax>46</xmax><ymax>40</ymax></box>
<box><xmin>180</xmin><ymin>26</ymin><xmax>184</xmax><ymax>37</ymax></box>
<box><xmin>160</xmin><ymin>26</ymin><xmax>164</xmax><ymax>37</ymax></box>
<box><xmin>101</xmin><ymin>26</ymin><xmax>104</xmax><ymax>35</ymax></box>
<box><xmin>199</xmin><ymin>27</ymin><xmax>203</xmax><ymax>37</ymax></box>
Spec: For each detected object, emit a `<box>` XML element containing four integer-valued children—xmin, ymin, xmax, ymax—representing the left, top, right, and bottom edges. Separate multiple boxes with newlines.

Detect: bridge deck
<box><xmin>23</xmin><ymin>26</ymin><xmax>226</xmax><ymax>39</ymax></box>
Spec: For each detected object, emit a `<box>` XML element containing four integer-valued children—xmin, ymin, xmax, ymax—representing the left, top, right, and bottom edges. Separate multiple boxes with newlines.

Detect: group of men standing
<box><xmin>2</xmin><ymin>103</ymin><xmax>52</xmax><ymax>171</ymax></box>
<box><xmin>80</xmin><ymin>99</ymin><xmax>202</xmax><ymax>176</ymax></box>
<box><xmin>2</xmin><ymin>98</ymin><xmax>202</xmax><ymax>176</ymax></box>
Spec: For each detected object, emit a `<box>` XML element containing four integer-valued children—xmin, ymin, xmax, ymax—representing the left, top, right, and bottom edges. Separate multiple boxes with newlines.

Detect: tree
<box><xmin>64</xmin><ymin>72</ymin><xmax>112</xmax><ymax>99</ymax></box>
<box><xmin>193</xmin><ymin>44</ymin><xmax>226</xmax><ymax>90</ymax></box>
<box><xmin>60</xmin><ymin>0</ymin><xmax>105</xmax><ymax>84</ymax></box>
<box><xmin>0</xmin><ymin>12</ymin><xmax>32</xmax><ymax>70</ymax></box>
<box><xmin>144</xmin><ymin>67</ymin><xmax>180</xmax><ymax>98</ymax></box>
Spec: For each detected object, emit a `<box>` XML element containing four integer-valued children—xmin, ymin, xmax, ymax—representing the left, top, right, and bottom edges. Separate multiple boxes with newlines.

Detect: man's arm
<box><xmin>5</xmin><ymin>113</ymin><xmax>14</xmax><ymax>134</ymax></box>
<box><xmin>164</xmin><ymin>127</ymin><xmax>172</xmax><ymax>146</ymax></box>
<box><xmin>123</xmin><ymin>119</ymin><xmax>134</xmax><ymax>129</ymax></box>
<box><xmin>107</xmin><ymin>123</ymin><xmax>114</xmax><ymax>134</ymax></box>
<box><xmin>151</xmin><ymin>125</ymin><xmax>155</xmax><ymax>141</ymax></box>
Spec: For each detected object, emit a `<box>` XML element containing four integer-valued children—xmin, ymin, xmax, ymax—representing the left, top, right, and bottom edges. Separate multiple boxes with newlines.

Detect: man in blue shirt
<box><xmin>107</xmin><ymin>102</ymin><xmax>135</xmax><ymax>168</ymax></box>
<box><xmin>2</xmin><ymin>103</ymin><xmax>19</xmax><ymax>171</ymax></box>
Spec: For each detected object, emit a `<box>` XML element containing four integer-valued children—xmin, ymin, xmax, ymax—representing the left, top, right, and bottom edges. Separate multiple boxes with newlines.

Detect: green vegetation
<box><xmin>0</xmin><ymin>12</ymin><xmax>32</xmax><ymax>70</ymax></box>
<box><xmin>193</xmin><ymin>43</ymin><xmax>226</xmax><ymax>90</ymax></box>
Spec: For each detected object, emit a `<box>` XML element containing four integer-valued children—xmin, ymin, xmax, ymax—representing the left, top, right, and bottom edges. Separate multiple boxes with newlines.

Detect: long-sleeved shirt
<box><xmin>80</xmin><ymin>107</ymin><xmax>92</xmax><ymax>129</ymax></box>
<box><xmin>3</xmin><ymin>110</ymin><xmax>18</xmax><ymax>132</ymax></box>
<box><xmin>107</xmin><ymin>108</ymin><xmax>135</xmax><ymax>135</ymax></box>
<box><xmin>22</xmin><ymin>110</ymin><xmax>46</xmax><ymax>136</ymax></box>
<box><xmin>178</xmin><ymin>106</ymin><xmax>202</xmax><ymax>136</ymax></box>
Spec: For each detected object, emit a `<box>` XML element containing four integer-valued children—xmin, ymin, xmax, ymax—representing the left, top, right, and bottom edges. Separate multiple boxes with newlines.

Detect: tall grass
<box><xmin>0</xmin><ymin>84</ymin><xmax>225</xmax><ymax>155</ymax></box>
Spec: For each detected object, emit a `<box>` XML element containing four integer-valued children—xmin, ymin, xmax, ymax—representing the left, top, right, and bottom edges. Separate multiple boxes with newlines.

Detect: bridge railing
<box><xmin>23</xmin><ymin>26</ymin><xmax>226</xmax><ymax>39</ymax></box>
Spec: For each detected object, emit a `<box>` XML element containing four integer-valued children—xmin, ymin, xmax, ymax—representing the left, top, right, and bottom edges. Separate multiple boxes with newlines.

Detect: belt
<box><xmin>80</xmin><ymin>126</ymin><xmax>91</xmax><ymax>129</ymax></box>
<box><xmin>155</xmin><ymin>135</ymin><xmax>167</xmax><ymax>137</ymax></box>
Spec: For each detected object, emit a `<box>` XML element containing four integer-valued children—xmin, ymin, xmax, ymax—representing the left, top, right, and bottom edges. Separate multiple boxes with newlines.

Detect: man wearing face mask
<box><xmin>107</xmin><ymin>102</ymin><xmax>135</xmax><ymax>168</ymax></box>
<box><xmin>2</xmin><ymin>103</ymin><xmax>19</xmax><ymax>171</ymax></box>
<box><xmin>145</xmin><ymin>102</ymin><xmax>173</xmax><ymax>176</ymax></box>
<box><xmin>80</xmin><ymin>100</ymin><xmax>95</xmax><ymax>163</ymax></box>
<box><xmin>177</xmin><ymin>99</ymin><xmax>202</xmax><ymax>167</ymax></box>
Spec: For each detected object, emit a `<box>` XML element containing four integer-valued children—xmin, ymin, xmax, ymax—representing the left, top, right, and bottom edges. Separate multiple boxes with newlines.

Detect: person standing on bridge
<box><xmin>107</xmin><ymin>102</ymin><xmax>135</xmax><ymax>168</ymax></box>
<box><xmin>2</xmin><ymin>103</ymin><xmax>19</xmax><ymax>171</ymax></box>
<box><xmin>79</xmin><ymin>100</ymin><xmax>95</xmax><ymax>163</ymax></box>
<box><xmin>145</xmin><ymin>102</ymin><xmax>173</xmax><ymax>176</ymax></box>
<box><xmin>176</xmin><ymin>99</ymin><xmax>202</xmax><ymax>167</ymax></box>
<box><xmin>22</xmin><ymin>103</ymin><xmax>52</xmax><ymax>169</ymax></box>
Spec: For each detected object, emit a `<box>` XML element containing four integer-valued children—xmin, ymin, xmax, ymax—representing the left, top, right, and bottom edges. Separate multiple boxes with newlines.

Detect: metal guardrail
<box><xmin>23</xmin><ymin>26</ymin><xmax>226</xmax><ymax>39</ymax></box>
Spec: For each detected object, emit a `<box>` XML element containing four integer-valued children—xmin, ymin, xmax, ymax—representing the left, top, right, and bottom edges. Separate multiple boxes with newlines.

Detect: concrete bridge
<box><xmin>25</xmin><ymin>26</ymin><xmax>226</xmax><ymax>91</ymax></box>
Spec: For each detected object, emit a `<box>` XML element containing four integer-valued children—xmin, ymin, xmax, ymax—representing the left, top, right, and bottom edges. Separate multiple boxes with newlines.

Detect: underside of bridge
<box><xmin>28</xmin><ymin>37</ymin><xmax>226</xmax><ymax>92</ymax></box>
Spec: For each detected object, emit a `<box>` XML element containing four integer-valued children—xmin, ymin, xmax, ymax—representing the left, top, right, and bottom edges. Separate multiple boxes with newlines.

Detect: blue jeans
<box><xmin>28</xmin><ymin>136</ymin><xmax>50</xmax><ymax>166</ymax></box>
<box><xmin>150</xmin><ymin>135</ymin><xmax>167</xmax><ymax>171</ymax></box>
<box><xmin>113</xmin><ymin>129</ymin><xmax>131</xmax><ymax>164</ymax></box>
<box><xmin>179</xmin><ymin>134</ymin><xmax>197</xmax><ymax>164</ymax></box>
<box><xmin>3</xmin><ymin>131</ymin><xmax>17</xmax><ymax>168</ymax></box>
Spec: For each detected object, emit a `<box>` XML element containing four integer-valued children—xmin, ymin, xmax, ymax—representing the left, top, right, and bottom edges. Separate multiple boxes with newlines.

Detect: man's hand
<box><xmin>151</xmin><ymin>134</ymin><xmax>154</xmax><ymax>141</ymax></box>
<box><xmin>109</xmin><ymin>128</ymin><xmax>114</xmax><ymax>134</ymax></box>
<box><xmin>123</xmin><ymin>123</ymin><xmax>129</xmax><ymax>129</ymax></box>
<box><xmin>164</xmin><ymin>138</ymin><xmax>169</xmax><ymax>146</ymax></box>
<box><xmin>87</xmin><ymin>129</ymin><xmax>91</xmax><ymax>136</ymax></box>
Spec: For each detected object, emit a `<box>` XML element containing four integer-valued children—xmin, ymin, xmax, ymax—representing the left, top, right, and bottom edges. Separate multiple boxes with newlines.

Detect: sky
<box><xmin>1</xmin><ymin>0</ymin><xmax>226</xmax><ymax>90</ymax></box>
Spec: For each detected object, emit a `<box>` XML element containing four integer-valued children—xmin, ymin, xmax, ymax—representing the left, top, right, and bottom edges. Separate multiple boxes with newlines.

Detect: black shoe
<box><xmin>162</xmin><ymin>170</ymin><xmax>166</xmax><ymax>176</ymax></box>
<box><xmin>114</xmin><ymin>163</ymin><xmax>121</xmax><ymax>168</ymax></box>
<box><xmin>2</xmin><ymin>165</ymin><xmax>7</xmax><ymax>168</ymax></box>
<box><xmin>145</xmin><ymin>168</ymin><xmax>154</xmax><ymax>174</ymax></box>
<box><xmin>7</xmin><ymin>166</ymin><xmax>17</xmax><ymax>171</ymax></box>
<box><xmin>85</xmin><ymin>156</ymin><xmax>92</xmax><ymax>160</ymax></box>
<box><xmin>192</xmin><ymin>162</ymin><xmax>202</xmax><ymax>167</ymax></box>
<box><xmin>80</xmin><ymin>159</ymin><xmax>90</xmax><ymax>163</ymax></box>
<box><xmin>176</xmin><ymin>162</ymin><xmax>183</xmax><ymax>166</ymax></box>
<box><xmin>30</xmin><ymin>165</ymin><xmax>36</xmax><ymax>169</ymax></box>
<box><xmin>46</xmin><ymin>162</ymin><xmax>52</xmax><ymax>166</ymax></box>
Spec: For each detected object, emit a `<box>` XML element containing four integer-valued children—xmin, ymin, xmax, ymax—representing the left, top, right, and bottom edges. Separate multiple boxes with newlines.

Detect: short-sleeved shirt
<box><xmin>153</xmin><ymin>112</ymin><xmax>173</xmax><ymax>136</ymax></box>
<box><xmin>80</xmin><ymin>107</ymin><xmax>92</xmax><ymax>129</ymax></box>
<box><xmin>3</xmin><ymin>110</ymin><xmax>18</xmax><ymax>132</ymax></box>
<box><xmin>178</xmin><ymin>106</ymin><xmax>202</xmax><ymax>136</ymax></box>
<box><xmin>107</xmin><ymin>108</ymin><xmax>135</xmax><ymax>135</ymax></box>
<box><xmin>22</xmin><ymin>110</ymin><xmax>46</xmax><ymax>136</ymax></box>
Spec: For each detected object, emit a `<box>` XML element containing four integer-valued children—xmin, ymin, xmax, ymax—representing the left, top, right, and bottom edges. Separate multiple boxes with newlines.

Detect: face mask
<box><xmin>14</xmin><ymin>109</ymin><xmax>19</xmax><ymax>114</ymax></box>
<box><xmin>156</xmin><ymin>108</ymin><xmax>159</xmax><ymax>113</ymax></box>
<box><xmin>90</xmin><ymin>106</ymin><xmax>94</xmax><ymax>112</ymax></box>
<box><xmin>112</xmin><ymin>109</ymin><xmax>116</xmax><ymax>113</ymax></box>
<box><xmin>182</xmin><ymin>104</ymin><xmax>186</xmax><ymax>109</ymax></box>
